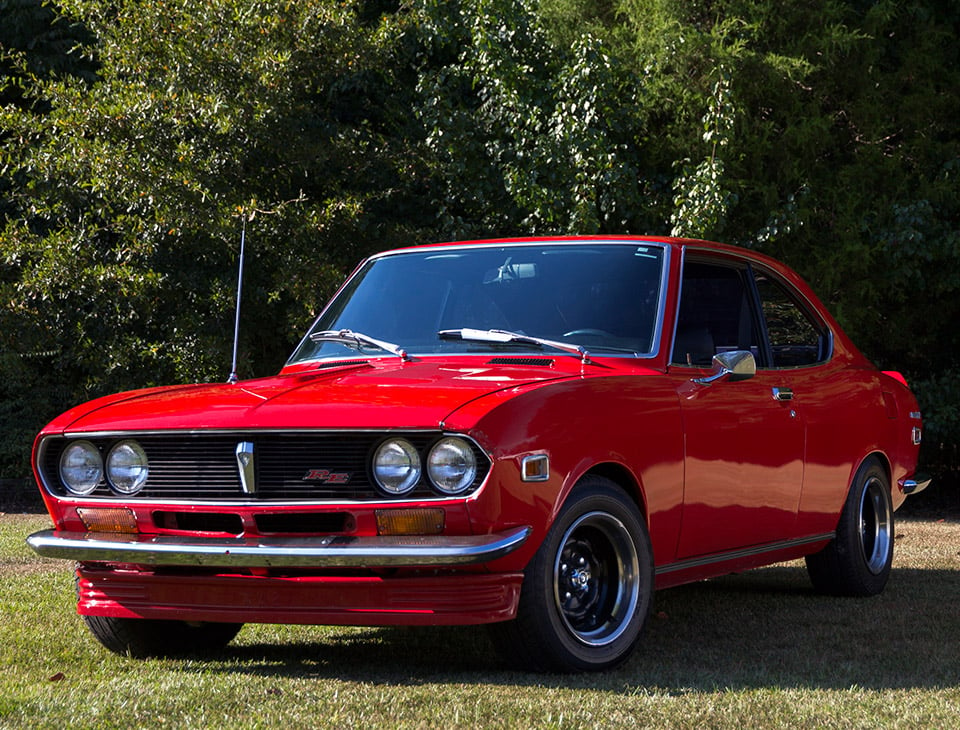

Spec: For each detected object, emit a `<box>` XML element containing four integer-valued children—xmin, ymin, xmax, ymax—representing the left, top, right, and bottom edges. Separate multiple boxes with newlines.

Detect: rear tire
<box><xmin>491</xmin><ymin>476</ymin><xmax>653</xmax><ymax>672</ymax></box>
<box><xmin>805</xmin><ymin>457</ymin><xmax>894</xmax><ymax>596</ymax></box>
<box><xmin>83</xmin><ymin>615</ymin><xmax>242</xmax><ymax>658</ymax></box>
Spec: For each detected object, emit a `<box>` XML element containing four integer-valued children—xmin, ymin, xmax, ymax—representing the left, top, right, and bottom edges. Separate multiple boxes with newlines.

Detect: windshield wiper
<box><xmin>438</xmin><ymin>328</ymin><xmax>592</xmax><ymax>365</ymax></box>
<box><xmin>310</xmin><ymin>329</ymin><xmax>410</xmax><ymax>362</ymax></box>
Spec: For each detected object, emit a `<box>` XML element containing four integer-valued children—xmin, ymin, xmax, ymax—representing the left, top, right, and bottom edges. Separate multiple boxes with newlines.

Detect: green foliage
<box><xmin>1</xmin><ymin>0</ymin><xmax>958</xmax><ymax>475</ymax></box>
<box><xmin>412</xmin><ymin>0</ymin><xmax>653</xmax><ymax>237</ymax></box>
<box><xmin>559</xmin><ymin>0</ymin><xmax>960</xmax><ymax>469</ymax></box>
<box><xmin>0</xmin><ymin>0</ymin><xmax>98</xmax><ymax>107</ymax></box>
<box><xmin>0</xmin><ymin>0</ymin><xmax>429</xmax><ymax>475</ymax></box>
<box><xmin>670</xmin><ymin>67</ymin><xmax>738</xmax><ymax>239</ymax></box>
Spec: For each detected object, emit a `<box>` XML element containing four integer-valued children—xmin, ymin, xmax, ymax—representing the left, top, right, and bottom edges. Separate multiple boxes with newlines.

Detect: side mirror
<box><xmin>693</xmin><ymin>350</ymin><xmax>756</xmax><ymax>386</ymax></box>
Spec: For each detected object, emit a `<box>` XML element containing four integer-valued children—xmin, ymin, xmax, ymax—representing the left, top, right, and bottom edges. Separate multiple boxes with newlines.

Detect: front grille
<box><xmin>40</xmin><ymin>431</ymin><xmax>489</xmax><ymax>502</ymax></box>
<box><xmin>153</xmin><ymin>510</ymin><xmax>245</xmax><ymax>534</ymax></box>
<box><xmin>254</xmin><ymin>512</ymin><xmax>352</xmax><ymax>534</ymax></box>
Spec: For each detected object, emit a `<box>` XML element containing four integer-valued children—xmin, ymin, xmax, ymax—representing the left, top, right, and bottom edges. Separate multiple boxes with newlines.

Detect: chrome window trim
<box><xmin>668</xmin><ymin>246</ymin><xmax>688</xmax><ymax>367</ymax></box>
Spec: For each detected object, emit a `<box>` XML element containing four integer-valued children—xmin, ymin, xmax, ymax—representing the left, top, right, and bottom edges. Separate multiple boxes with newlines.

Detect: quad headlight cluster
<box><xmin>59</xmin><ymin>439</ymin><xmax>149</xmax><ymax>496</ymax></box>
<box><xmin>52</xmin><ymin>432</ymin><xmax>483</xmax><ymax>500</ymax></box>
<box><xmin>373</xmin><ymin>436</ymin><xmax>478</xmax><ymax>497</ymax></box>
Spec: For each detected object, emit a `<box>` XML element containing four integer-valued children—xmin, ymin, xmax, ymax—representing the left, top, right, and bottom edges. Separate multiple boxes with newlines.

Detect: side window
<box><xmin>671</xmin><ymin>261</ymin><xmax>762</xmax><ymax>367</ymax></box>
<box><xmin>754</xmin><ymin>272</ymin><xmax>829</xmax><ymax>367</ymax></box>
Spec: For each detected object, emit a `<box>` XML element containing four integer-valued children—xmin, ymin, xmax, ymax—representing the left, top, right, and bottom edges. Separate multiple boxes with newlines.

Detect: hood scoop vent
<box><xmin>315</xmin><ymin>359</ymin><xmax>370</xmax><ymax>370</ymax></box>
<box><xmin>487</xmin><ymin>357</ymin><xmax>554</xmax><ymax>367</ymax></box>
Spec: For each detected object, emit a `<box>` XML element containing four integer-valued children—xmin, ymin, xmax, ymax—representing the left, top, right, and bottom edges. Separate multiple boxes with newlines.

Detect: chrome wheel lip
<box><xmin>859</xmin><ymin>475</ymin><xmax>892</xmax><ymax>575</ymax></box>
<box><xmin>552</xmin><ymin>511</ymin><xmax>640</xmax><ymax>647</ymax></box>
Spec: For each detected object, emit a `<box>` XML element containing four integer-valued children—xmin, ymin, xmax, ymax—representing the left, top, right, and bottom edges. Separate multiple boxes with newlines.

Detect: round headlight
<box><xmin>427</xmin><ymin>437</ymin><xmax>478</xmax><ymax>495</ymax></box>
<box><xmin>59</xmin><ymin>440</ymin><xmax>103</xmax><ymax>495</ymax></box>
<box><xmin>106</xmin><ymin>440</ymin><xmax>149</xmax><ymax>495</ymax></box>
<box><xmin>372</xmin><ymin>438</ymin><xmax>421</xmax><ymax>495</ymax></box>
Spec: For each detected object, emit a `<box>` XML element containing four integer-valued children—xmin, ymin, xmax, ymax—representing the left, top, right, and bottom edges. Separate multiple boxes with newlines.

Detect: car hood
<box><xmin>49</xmin><ymin>359</ymin><xmax>581</xmax><ymax>434</ymax></box>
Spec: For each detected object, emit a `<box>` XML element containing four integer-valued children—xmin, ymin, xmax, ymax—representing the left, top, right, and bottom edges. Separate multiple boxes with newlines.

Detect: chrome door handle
<box><xmin>772</xmin><ymin>387</ymin><xmax>794</xmax><ymax>401</ymax></box>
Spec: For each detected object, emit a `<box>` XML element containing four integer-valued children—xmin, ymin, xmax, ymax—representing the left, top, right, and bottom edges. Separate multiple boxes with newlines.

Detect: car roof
<box><xmin>373</xmin><ymin>235</ymin><xmax>790</xmax><ymax>275</ymax></box>
<box><xmin>379</xmin><ymin>235</ymin><xmax>742</xmax><ymax>257</ymax></box>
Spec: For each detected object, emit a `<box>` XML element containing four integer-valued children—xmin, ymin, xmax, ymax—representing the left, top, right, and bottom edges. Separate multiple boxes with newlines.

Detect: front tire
<box><xmin>492</xmin><ymin>476</ymin><xmax>654</xmax><ymax>672</ymax></box>
<box><xmin>82</xmin><ymin>615</ymin><xmax>242</xmax><ymax>658</ymax></box>
<box><xmin>805</xmin><ymin>457</ymin><xmax>894</xmax><ymax>596</ymax></box>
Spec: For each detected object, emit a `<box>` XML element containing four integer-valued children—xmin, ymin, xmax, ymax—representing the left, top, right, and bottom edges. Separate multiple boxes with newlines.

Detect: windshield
<box><xmin>288</xmin><ymin>242</ymin><xmax>667</xmax><ymax>364</ymax></box>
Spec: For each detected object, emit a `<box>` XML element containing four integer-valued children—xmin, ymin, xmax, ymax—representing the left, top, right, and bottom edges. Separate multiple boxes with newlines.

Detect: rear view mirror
<box><xmin>693</xmin><ymin>350</ymin><xmax>756</xmax><ymax>386</ymax></box>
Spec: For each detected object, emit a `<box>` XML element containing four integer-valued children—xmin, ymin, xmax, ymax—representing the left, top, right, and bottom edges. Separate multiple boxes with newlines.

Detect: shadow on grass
<box><xmin>194</xmin><ymin>563</ymin><xmax>960</xmax><ymax>693</ymax></box>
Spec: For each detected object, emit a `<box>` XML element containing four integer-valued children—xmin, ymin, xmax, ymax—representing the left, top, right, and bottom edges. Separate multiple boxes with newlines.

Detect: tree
<box><xmin>0</xmin><ymin>0</ymin><xmax>427</xmax><ymax>475</ymax></box>
<box><xmin>410</xmin><ymin>0</ymin><xmax>655</xmax><ymax>238</ymax></box>
<box><xmin>544</xmin><ymin>0</ymin><xmax>960</xmax><ymax>465</ymax></box>
<box><xmin>1</xmin><ymin>0</ymin><xmax>958</xmax><ymax>477</ymax></box>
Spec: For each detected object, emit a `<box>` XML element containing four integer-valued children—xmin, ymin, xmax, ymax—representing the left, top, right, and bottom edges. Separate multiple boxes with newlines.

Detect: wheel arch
<box><xmin>490</xmin><ymin>469</ymin><xmax>655</xmax><ymax>671</ymax></box>
<box><xmin>806</xmin><ymin>451</ymin><xmax>895</xmax><ymax>596</ymax></box>
<box><xmin>853</xmin><ymin>451</ymin><xmax>892</xmax><ymax>491</ymax></box>
<box><xmin>856</xmin><ymin>450</ymin><xmax>906</xmax><ymax>512</ymax></box>
<box><xmin>579</xmin><ymin>462</ymin><xmax>648</xmax><ymax>521</ymax></box>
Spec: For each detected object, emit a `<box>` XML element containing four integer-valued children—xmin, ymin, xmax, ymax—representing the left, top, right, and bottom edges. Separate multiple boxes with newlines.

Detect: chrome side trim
<box><xmin>655</xmin><ymin>533</ymin><xmax>834</xmax><ymax>576</ymax></box>
<box><xmin>26</xmin><ymin>526</ymin><xmax>532</xmax><ymax>569</ymax></box>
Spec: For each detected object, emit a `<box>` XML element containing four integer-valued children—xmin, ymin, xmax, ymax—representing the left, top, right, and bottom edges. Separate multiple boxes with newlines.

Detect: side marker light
<box><xmin>521</xmin><ymin>454</ymin><xmax>550</xmax><ymax>482</ymax></box>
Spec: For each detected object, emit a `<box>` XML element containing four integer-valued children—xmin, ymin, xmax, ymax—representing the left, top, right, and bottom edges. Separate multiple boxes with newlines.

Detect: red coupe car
<box><xmin>28</xmin><ymin>236</ymin><xmax>927</xmax><ymax>671</ymax></box>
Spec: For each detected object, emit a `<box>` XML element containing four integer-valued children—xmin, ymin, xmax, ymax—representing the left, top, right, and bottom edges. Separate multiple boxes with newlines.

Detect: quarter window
<box><xmin>754</xmin><ymin>272</ymin><xmax>829</xmax><ymax>367</ymax></box>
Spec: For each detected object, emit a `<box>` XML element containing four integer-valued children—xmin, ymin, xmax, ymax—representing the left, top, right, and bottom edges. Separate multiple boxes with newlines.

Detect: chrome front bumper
<box><xmin>27</xmin><ymin>527</ymin><xmax>531</xmax><ymax>568</ymax></box>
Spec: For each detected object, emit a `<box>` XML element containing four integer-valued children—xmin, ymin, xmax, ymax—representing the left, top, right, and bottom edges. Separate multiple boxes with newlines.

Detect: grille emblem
<box><xmin>236</xmin><ymin>442</ymin><xmax>256</xmax><ymax>494</ymax></box>
<box><xmin>303</xmin><ymin>469</ymin><xmax>351</xmax><ymax>485</ymax></box>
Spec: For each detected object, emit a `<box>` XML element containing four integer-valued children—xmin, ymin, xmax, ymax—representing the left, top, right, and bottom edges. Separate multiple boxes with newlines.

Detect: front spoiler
<box><xmin>27</xmin><ymin>526</ymin><xmax>531</xmax><ymax>568</ymax></box>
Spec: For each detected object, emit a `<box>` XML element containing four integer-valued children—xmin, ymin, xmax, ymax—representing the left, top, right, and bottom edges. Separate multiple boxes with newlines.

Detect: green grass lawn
<box><xmin>2</xmin><ymin>511</ymin><xmax>959</xmax><ymax>729</ymax></box>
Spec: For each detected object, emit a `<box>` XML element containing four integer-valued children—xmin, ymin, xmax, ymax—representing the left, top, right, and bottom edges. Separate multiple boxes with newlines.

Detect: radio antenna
<box><xmin>227</xmin><ymin>211</ymin><xmax>247</xmax><ymax>384</ymax></box>
<box><xmin>225</xmin><ymin>193</ymin><xmax>305</xmax><ymax>383</ymax></box>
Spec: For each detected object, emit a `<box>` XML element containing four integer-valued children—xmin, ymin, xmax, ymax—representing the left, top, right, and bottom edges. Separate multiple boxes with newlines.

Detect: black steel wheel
<box><xmin>491</xmin><ymin>476</ymin><xmax>653</xmax><ymax>672</ymax></box>
<box><xmin>806</xmin><ymin>457</ymin><xmax>894</xmax><ymax>596</ymax></box>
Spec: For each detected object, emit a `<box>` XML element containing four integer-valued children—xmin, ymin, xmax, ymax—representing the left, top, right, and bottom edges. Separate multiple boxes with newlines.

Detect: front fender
<box><xmin>452</xmin><ymin>374</ymin><xmax>684</xmax><ymax>569</ymax></box>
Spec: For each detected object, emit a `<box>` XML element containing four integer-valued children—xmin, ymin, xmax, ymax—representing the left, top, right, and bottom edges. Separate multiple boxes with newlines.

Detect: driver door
<box><xmin>669</xmin><ymin>258</ymin><xmax>804</xmax><ymax>559</ymax></box>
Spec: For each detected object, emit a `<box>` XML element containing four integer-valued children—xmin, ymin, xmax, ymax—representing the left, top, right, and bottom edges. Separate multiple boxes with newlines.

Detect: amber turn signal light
<box><xmin>76</xmin><ymin>507</ymin><xmax>138</xmax><ymax>534</ymax></box>
<box><xmin>375</xmin><ymin>508</ymin><xmax>445</xmax><ymax>536</ymax></box>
